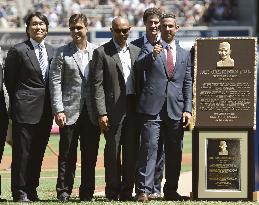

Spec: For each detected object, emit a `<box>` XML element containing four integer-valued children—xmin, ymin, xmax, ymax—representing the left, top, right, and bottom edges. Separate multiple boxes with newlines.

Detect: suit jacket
<box><xmin>91</xmin><ymin>39</ymin><xmax>140</xmax><ymax>125</ymax></box>
<box><xmin>131</xmin><ymin>36</ymin><xmax>146</xmax><ymax>99</ymax></box>
<box><xmin>136</xmin><ymin>40</ymin><xmax>192</xmax><ymax>120</ymax></box>
<box><xmin>0</xmin><ymin>63</ymin><xmax>3</xmax><ymax>91</ymax></box>
<box><xmin>49</xmin><ymin>41</ymin><xmax>98</xmax><ymax>125</ymax></box>
<box><xmin>131</xmin><ymin>36</ymin><xmax>145</xmax><ymax>48</ymax></box>
<box><xmin>4</xmin><ymin>39</ymin><xmax>55</xmax><ymax>124</ymax></box>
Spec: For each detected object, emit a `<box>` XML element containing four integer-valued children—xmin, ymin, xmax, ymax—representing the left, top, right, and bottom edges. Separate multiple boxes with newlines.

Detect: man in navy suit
<box><xmin>135</xmin><ymin>13</ymin><xmax>192</xmax><ymax>202</ymax></box>
<box><xmin>5</xmin><ymin>12</ymin><xmax>54</xmax><ymax>202</ymax></box>
<box><xmin>131</xmin><ymin>7</ymin><xmax>164</xmax><ymax>200</ymax></box>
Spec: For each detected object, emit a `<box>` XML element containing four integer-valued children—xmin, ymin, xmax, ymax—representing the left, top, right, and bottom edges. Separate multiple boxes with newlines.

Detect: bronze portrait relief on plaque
<box><xmin>217</xmin><ymin>41</ymin><xmax>234</xmax><ymax>68</ymax></box>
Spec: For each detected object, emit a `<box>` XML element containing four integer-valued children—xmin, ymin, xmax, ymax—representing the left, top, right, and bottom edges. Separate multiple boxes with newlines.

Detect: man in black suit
<box><xmin>4</xmin><ymin>12</ymin><xmax>55</xmax><ymax>202</ymax></box>
<box><xmin>131</xmin><ymin>7</ymin><xmax>164</xmax><ymax>199</ymax></box>
<box><xmin>0</xmin><ymin>62</ymin><xmax>8</xmax><ymax>202</ymax></box>
<box><xmin>135</xmin><ymin>13</ymin><xmax>192</xmax><ymax>202</ymax></box>
<box><xmin>91</xmin><ymin>17</ymin><xmax>140</xmax><ymax>201</ymax></box>
<box><xmin>0</xmin><ymin>63</ymin><xmax>8</xmax><ymax>164</ymax></box>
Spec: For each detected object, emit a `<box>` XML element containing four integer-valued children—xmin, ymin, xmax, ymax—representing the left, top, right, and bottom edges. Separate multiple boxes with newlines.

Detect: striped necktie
<box><xmin>166</xmin><ymin>44</ymin><xmax>174</xmax><ymax>78</ymax></box>
<box><xmin>38</xmin><ymin>44</ymin><xmax>48</xmax><ymax>81</ymax></box>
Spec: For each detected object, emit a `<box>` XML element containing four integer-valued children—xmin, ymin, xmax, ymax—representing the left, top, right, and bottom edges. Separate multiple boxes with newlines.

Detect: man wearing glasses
<box><xmin>91</xmin><ymin>17</ymin><xmax>140</xmax><ymax>201</ymax></box>
<box><xmin>49</xmin><ymin>14</ymin><xmax>100</xmax><ymax>202</ymax></box>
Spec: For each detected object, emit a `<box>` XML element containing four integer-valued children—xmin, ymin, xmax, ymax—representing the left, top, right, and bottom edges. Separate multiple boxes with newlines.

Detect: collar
<box><xmin>162</xmin><ymin>39</ymin><xmax>176</xmax><ymax>49</ymax></box>
<box><xmin>144</xmin><ymin>34</ymin><xmax>161</xmax><ymax>45</ymax></box>
<box><xmin>112</xmin><ymin>38</ymin><xmax>129</xmax><ymax>52</ymax></box>
<box><xmin>75</xmin><ymin>41</ymin><xmax>90</xmax><ymax>53</ymax></box>
<box><xmin>30</xmin><ymin>38</ymin><xmax>45</xmax><ymax>49</ymax></box>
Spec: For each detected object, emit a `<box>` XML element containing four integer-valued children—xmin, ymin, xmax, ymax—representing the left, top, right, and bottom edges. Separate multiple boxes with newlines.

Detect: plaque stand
<box><xmin>192</xmin><ymin>37</ymin><xmax>257</xmax><ymax>201</ymax></box>
<box><xmin>192</xmin><ymin>128</ymin><xmax>254</xmax><ymax>201</ymax></box>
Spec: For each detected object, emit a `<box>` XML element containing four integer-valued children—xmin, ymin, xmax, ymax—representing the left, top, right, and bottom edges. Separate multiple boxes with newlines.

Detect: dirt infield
<box><xmin>0</xmin><ymin>154</ymin><xmax>192</xmax><ymax>170</ymax></box>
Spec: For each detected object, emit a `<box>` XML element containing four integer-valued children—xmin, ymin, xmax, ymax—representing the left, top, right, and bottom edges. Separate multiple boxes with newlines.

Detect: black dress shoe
<box><xmin>164</xmin><ymin>192</ymin><xmax>190</xmax><ymax>201</ymax></box>
<box><xmin>135</xmin><ymin>193</ymin><xmax>149</xmax><ymax>202</ymax></box>
<box><xmin>27</xmin><ymin>193</ymin><xmax>40</xmax><ymax>202</ymax></box>
<box><xmin>58</xmin><ymin>193</ymin><xmax>70</xmax><ymax>202</ymax></box>
<box><xmin>119</xmin><ymin>193</ymin><xmax>134</xmax><ymax>201</ymax></box>
<box><xmin>106</xmin><ymin>195</ymin><xmax>118</xmax><ymax>201</ymax></box>
<box><xmin>148</xmin><ymin>193</ymin><xmax>161</xmax><ymax>200</ymax></box>
<box><xmin>79</xmin><ymin>195</ymin><xmax>93</xmax><ymax>201</ymax></box>
<box><xmin>0</xmin><ymin>198</ymin><xmax>7</xmax><ymax>202</ymax></box>
<box><xmin>13</xmin><ymin>196</ymin><xmax>31</xmax><ymax>202</ymax></box>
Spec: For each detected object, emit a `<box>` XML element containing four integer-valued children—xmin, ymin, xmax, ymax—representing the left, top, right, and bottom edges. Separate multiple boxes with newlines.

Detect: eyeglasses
<box><xmin>69</xmin><ymin>26</ymin><xmax>84</xmax><ymax>31</ymax></box>
<box><xmin>113</xmin><ymin>28</ymin><xmax>130</xmax><ymax>34</ymax></box>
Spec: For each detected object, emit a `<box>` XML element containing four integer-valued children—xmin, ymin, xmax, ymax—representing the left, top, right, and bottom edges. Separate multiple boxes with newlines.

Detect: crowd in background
<box><xmin>0</xmin><ymin>0</ymin><xmax>238</xmax><ymax>28</ymax></box>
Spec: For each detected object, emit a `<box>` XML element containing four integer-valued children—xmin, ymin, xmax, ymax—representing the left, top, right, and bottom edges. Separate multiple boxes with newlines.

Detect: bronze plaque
<box><xmin>198</xmin><ymin>131</ymin><xmax>248</xmax><ymax>199</ymax></box>
<box><xmin>207</xmin><ymin>139</ymin><xmax>240</xmax><ymax>190</ymax></box>
<box><xmin>194</xmin><ymin>38</ymin><xmax>257</xmax><ymax>128</ymax></box>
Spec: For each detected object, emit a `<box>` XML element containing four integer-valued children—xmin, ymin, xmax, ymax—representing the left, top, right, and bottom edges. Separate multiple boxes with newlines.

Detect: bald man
<box><xmin>217</xmin><ymin>42</ymin><xmax>234</xmax><ymax>67</ymax></box>
<box><xmin>91</xmin><ymin>17</ymin><xmax>141</xmax><ymax>201</ymax></box>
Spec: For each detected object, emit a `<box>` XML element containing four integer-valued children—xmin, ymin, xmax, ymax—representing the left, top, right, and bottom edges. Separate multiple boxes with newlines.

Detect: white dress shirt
<box><xmin>113</xmin><ymin>39</ymin><xmax>134</xmax><ymax>95</ymax></box>
<box><xmin>76</xmin><ymin>42</ymin><xmax>90</xmax><ymax>81</ymax></box>
<box><xmin>30</xmin><ymin>38</ymin><xmax>49</xmax><ymax>71</ymax></box>
<box><xmin>162</xmin><ymin>39</ymin><xmax>176</xmax><ymax>66</ymax></box>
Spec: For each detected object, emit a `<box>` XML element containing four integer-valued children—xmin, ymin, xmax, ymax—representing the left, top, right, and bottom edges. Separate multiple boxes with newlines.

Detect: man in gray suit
<box><xmin>91</xmin><ymin>17</ymin><xmax>140</xmax><ymax>201</ymax></box>
<box><xmin>49</xmin><ymin>14</ymin><xmax>100</xmax><ymax>202</ymax></box>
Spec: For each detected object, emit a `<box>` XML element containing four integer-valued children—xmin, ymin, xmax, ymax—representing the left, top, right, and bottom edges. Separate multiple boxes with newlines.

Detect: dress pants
<box><xmin>152</xmin><ymin>135</ymin><xmax>164</xmax><ymax>194</ymax></box>
<box><xmin>136</xmin><ymin>105</ymin><xmax>183</xmax><ymax>195</ymax></box>
<box><xmin>104</xmin><ymin>95</ymin><xmax>138</xmax><ymax>199</ymax></box>
<box><xmin>120</xmin><ymin>95</ymin><xmax>139</xmax><ymax>197</ymax></box>
<box><xmin>56</xmin><ymin>104</ymin><xmax>100</xmax><ymax>198</ymax></box>
<box><xmin>0</xmin><ymin>90</ymin><xmax>8</xmax><ymax>162</ymax></box>
<box><xmin>11</xmin><ymin>107</ymin><xmax>52</xmax><ymax>199</ymax></box>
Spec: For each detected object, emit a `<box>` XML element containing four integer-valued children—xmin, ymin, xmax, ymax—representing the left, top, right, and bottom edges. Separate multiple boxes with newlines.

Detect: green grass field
<box><xmin>0</xmin><ymin>132</ymin><xmax>257</xmax><ymax>204</ymax></box>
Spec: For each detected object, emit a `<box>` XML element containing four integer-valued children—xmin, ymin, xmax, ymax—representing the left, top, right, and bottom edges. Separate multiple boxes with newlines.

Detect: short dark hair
<box><xmin>160</xmin><ymin>13</ymin><xmax>176</xmax><ymax>21</ymax></box>
<box><xmin>143</xmin><ymin>7</ymin><xmax>162</xmax><ymax>23</ymax></box>
<box><xmin>69</xmin><ymin>14</ymin><xmax>88</xmax><ymax>27</ymax></box>
<box><xmin>25</xmin><ymin>12</ymin><xmax>49</xmax><ymax>38</ymax></box>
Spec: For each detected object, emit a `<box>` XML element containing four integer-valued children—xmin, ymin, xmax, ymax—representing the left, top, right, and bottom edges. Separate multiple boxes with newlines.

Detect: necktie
<box><xmin>38</xmin><ymin>44</ymin><xmax>48</xmax><ymax>81</ymax></box>
<box><xmin>166</xmin><ymin>45</ymin><xmax>174</xmax><ymax>78</ymax></box>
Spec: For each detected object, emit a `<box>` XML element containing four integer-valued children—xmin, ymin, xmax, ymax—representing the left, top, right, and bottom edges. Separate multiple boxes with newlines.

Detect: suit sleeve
<box><xmin>91</xmin><ymin>48</ymin><xmax>107</xmax><ymax>116</ymax></box>
<box><xmin>183</xmin><ymin>52</ymin><xmax>192</xmax><ymax>113</ymax></box>
<box><xmin>49</xmin><ymin>47</ymin><xmax>64</xmax><ymax>114</ymax></box>
<box><xmin>135</xmin><ymin>47</ymin><xmax>154</xmax><ymax>71</ymax></box>
<box><xmin>4</xmin><ymin>47</ymin><xmax>21</xmax><ymax>105</ymax></box>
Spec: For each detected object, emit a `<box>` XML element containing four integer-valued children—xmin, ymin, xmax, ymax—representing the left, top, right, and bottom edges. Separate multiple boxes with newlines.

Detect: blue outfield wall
<box><xmin>0</xmin><ymin>26</ymin><xmax>253</xmax><ymax>61</ymax></box>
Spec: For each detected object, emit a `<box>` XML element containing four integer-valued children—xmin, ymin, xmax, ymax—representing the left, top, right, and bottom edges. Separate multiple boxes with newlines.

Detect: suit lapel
<box><xmin>109</xmin><ymin>40</ymin><xmax>124</xmax><ymax>76</ymax></box>
<box><xmin>128</xmin><ymin>44</ymin><xmax>137</xmax><ymax>67</ymax></box>
<box><xmin>88</xmin><ymin>42</ymin><xmax>94</xmax><ymax>60</ymax></box>
<box><xmin>70</xmin><ymin>42</ymin><xmax>85</xmax><ymax>77</ymax></box>
<box><xmin>160</xmin><ymin>50</ymin><xmax>169</xmax><ymax>78</ymax></box>
<box><xmin>25</xmin><ymin>40</ymin><xmax>44</xmax><ymax>83</ymax></box>
<box><xmin>45</xmin><ymin>43</ymin><xmax>54</xmax><ymax>62</ymax></box>
<box><xmin>174</xmin><ymin>43</ymin><xmax>182</xmax><ymax>75</ymax></box>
